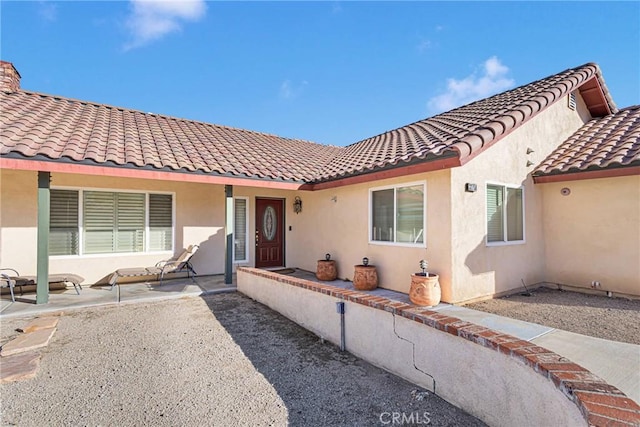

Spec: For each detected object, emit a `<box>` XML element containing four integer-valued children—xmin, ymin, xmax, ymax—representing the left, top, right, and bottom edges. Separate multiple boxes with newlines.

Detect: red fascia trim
<box><xmin>307</xmin><ymin>156</ymin><xmax>461</xmax><ymax>191</ymax></box>
<box><xmin>533</xmin><ymin>166</ymin><xmax>640</xmax><ymax>183</ymax></box>
<box><xmin>0</xmin><ymin>158</ymin><xmax>307</xmax><ymax>190</ymax></box>
<box><xmin>456</xmin><ymin>76</ymin><xmax>609</xmax><ymax>166</ymax></box>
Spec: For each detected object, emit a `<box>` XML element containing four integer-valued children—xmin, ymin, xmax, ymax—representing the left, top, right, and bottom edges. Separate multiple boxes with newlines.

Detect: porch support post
<box><xmin>224</xmin><ymin>185</ymin><xmax>233</xmax><ymax>285</ymax></box>
<box><xmin>36</xmin><ymin>171</ymin><xmax>50</xmax><ymax>304</ymax></box>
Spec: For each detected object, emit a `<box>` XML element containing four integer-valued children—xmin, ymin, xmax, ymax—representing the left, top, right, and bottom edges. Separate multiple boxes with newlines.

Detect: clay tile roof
<box><xmin>313</xmin><ymin>63</ymin><xmax>616</xmax><ymax>182</ymax></box>
<box><xmin>0</xmin><ymin>62</ymin><xmax>618</xmax><ymax>185</ymax></box>
<box><xmin>0</xmin><ymin>90</ymin><xmax>343</xmax><ymax>182</ymax></box>
<box><xmin>534</xmin><ymin>105</ymin><xmax>640</xmax><ymax>176</ymax></box>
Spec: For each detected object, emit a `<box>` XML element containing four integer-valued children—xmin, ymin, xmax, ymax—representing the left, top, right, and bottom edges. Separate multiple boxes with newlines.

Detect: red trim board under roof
<box><xmin>533</xmin><ymin>166</ymin><xmax>640</xmax><ymax>184</ymax></box>
<box><xmin>0</xmin><ymin>158</ymin><xmax>308</xmax><ymax>191</ymax></box>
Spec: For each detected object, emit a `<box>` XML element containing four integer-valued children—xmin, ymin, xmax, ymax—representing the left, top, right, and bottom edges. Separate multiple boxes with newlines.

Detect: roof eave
<box><xmin>0</xmin><ymin>156</ymin><xmax>310</xmax><ymax>190</ymax></box>
<box><xmin>533</xmin><ymin>164</ymin><xmax>640</xmax><ymax>184</ymax></box>
<box><xmin>308</xmin><ymin>154</ymin><xmax>461</xmax><ymax>190</ymax></box>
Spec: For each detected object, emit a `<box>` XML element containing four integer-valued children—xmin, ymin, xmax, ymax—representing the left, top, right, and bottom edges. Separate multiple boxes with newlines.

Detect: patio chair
<box><xmin>108</xmin><ymin>245</ymin><xmax>199</xmax><ymax>290</ymax></box>
<box><xmin>1</xmin><ymin>273</ymin><xmax>16</xmax><ymax>302</ymax></box>
<box><xmin>0</xmin><ymin>268</ymin><xmax>84</xmax><ymax>296</ymax></box>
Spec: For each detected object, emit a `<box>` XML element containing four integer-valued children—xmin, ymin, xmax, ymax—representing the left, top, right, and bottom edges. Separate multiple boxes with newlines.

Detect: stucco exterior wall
<box><xmin>0</xmin><ymin>169</ymin><xmax>297</xmax><ymax>284</ymax></box>
<box><xmin>1</xmin><ymin>169</ymin><xmax>222</xmax><ymax>283</ymax></box>
<box><xmin>284</xmin><ymin>170</ymin><xmax>453</xmax><ymax>297</ymax></box>
<box><xmin>542</xmin><ymin>175</ymin><xmax>640</xmax><ymax>296</ymax></box>
<box><xmin>448</xmin><ymin>95</ymin><xmax>592</xmax><ymax>303</ymax></box>
<box><xmin>238</xmin><ymin>270</ymin><xmax>586</xmax><ymax>427</ymax></box>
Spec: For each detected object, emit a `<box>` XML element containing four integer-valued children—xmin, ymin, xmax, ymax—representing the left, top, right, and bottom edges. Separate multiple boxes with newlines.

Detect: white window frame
<box><xmin>368</xmin><ymin>181</ymin><xmax>427</xmax><ymax>248</ymax></box>
<box><xmin>50</xmin><ymin>186</ymin><xmax>175</xmax><ymax>258</ymax></box>
<box><xmin>485</xmin><ymin>181</ymin><xmax>526</xmax><ymax>246</ymax></box>
<box><xmin>233</xmin><ymin>196</ymin><xmax>249</xmax><ymax>263</ymax></box>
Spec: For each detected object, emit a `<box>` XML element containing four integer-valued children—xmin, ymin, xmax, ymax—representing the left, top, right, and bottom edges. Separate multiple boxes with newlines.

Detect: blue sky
<box><xmin>2</xmin><ymin>1</ymin><xmax>639</xmax><ymax>146</ymax></box>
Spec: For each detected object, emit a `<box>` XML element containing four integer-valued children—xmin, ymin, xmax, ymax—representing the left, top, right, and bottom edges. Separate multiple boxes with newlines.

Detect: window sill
<box><xmin>368</xmin><ymin>240</ymin><xmax>426</xmax><ymax>249</ymax></box>
<box><xmin>485</xmin><ymin>240</ymin><xmax>526</xmax><ymax>247</ymax></box>
<box><xmin>50</xmin><ymin>250</ymin><xmax>174</xmax><ymax>259</ymax></box>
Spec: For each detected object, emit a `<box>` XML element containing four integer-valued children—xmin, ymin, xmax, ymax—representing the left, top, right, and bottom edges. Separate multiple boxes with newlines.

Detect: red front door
<box><xmin>255</xmin><ymin>198</ymin><xmax>285</xmax><ymax>268</ymax></box>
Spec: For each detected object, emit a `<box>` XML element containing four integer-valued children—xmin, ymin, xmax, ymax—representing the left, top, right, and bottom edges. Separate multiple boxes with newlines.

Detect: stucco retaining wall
<box><xmin>238</xmin><ymin>268</ymin><xmax>640</xmax><ymax>427</ymax></box>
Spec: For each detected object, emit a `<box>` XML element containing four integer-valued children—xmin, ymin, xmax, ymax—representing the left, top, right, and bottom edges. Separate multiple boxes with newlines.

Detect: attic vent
<box><xmin>568</xmin><ymin>92</ymin><xmax>577</xmax><ymax>110</ymax></box>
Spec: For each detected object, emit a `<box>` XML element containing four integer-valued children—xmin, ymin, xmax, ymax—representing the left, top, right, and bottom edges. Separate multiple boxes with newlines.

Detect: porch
<box><xmin>0</xmin><ymin>274</ymin><xmax>236</xmax><ymax>319</ymax></box>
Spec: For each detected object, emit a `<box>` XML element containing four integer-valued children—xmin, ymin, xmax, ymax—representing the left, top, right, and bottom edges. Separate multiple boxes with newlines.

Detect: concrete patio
<box><xmin>0</xmin><ymin>274</ymin><xmax>236</xmax><ymax>319</ymax></box>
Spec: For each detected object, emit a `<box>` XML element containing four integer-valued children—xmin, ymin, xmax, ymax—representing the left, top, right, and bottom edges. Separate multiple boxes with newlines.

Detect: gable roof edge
<box><xmin>446</xmin><ymin>63</ymin><xmax>617</xmax><ymax>163</ymax></box>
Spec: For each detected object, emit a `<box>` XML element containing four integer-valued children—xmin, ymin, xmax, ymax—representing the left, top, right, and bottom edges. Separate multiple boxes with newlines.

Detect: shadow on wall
<box><xmin>91</xmin><ymin>229</ymin><xmax>224</xmax><ymax>286</ymax></box>
<box><xmin>463</xmin><ymin>234</ymin><xmax>540</xmax><ymax>300</ymax></box>
<box><xmin>190</xmin><ymin>230</ymin><xmax>224</xmax><ymax>276</ymax></box>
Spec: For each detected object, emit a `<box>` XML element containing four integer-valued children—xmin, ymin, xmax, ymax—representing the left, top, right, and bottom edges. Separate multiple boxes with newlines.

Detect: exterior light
<box><xmin>293</xmin><ymin>196</ymin><xmax>302</xmax><ymax>214</ymax></box>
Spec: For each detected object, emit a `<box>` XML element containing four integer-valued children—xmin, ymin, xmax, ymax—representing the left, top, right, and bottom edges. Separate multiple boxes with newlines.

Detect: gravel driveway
<box><xmin>1</xmin><ymin>293</ymin><xmax>484</xmax><ymax>426</ymax></box>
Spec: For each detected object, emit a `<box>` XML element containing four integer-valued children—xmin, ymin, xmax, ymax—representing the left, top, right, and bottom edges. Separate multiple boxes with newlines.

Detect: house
<box><xmin>1</xmin><ymin>60</ymin><xmax>638</xmax><ymax>304</ymax></box>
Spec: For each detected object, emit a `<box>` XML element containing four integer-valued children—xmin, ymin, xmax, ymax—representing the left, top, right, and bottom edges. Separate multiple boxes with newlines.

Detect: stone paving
<box><xmin>0</xmin><ymin>316</ymin><xmax>60</xmax><ymax>383</ymax></box>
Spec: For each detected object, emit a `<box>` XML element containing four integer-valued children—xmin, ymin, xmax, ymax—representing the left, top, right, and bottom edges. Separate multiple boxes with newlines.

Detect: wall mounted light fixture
<box><xmin>293</xmin><ymin>196</ymin><xmax>302</xmax><ymax>214</ymax></box>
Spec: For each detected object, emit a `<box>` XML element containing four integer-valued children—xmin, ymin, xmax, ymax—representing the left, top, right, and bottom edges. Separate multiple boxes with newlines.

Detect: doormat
<box><xmin>270</xmin><ymin>268</ymin><xmax>296</xmax><ymax>275</ymax></box>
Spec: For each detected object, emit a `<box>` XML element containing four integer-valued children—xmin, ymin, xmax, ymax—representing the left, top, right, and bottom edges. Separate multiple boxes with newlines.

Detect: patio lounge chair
<box><xmin>1</xmin><ymin>273</ymin><xmax>16</xmax><ymax>302</ymax></box>
<box><xmin>108</xmin><ymin>245</ymin><xmax>199</xmax><ymax>290</ymax></box>
<box><xmin>0</xmin><ymin>268</ymin><xmax>84</xmax><ymax>297</ymax></box>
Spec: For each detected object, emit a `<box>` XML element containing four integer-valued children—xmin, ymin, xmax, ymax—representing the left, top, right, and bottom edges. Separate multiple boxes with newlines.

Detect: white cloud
<box><xmin>279</xmin><ymin>79</ymin><xmax>308</xmax><ymax>100</ymax></box>
<box><xmin>427</xmin><ymin>56</ymin><xmax>515</xmax><ymax>115</ymax></box>
<box><xmin>37</xmin><ymin>1</ymin><xmax>57</xmax><ymax>22</ymax></box>
<box><xmin>124</xmin><ymin>0</ymin><xmax>206</xmax><ymax>50</ymax></box>
<box><xmin>417</xmin><ymin>39</ymin><xmax>432</xmax><ymax>54</ymax></box>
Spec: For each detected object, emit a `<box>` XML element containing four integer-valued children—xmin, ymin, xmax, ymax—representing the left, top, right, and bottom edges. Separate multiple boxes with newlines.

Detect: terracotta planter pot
<box><xmin>316</xmin><ymin>260</ymin><xmax>337</xmax><ymax>281</ymax></box>
<box><xmin>409</xmin><ymin>273</ymin><xmax>441</xmax><ymax>306</ymax></box>
<box><xmin>353</xmin><ymin>265</ymin><xmax>378</xmax><ymax>290</ymax></box>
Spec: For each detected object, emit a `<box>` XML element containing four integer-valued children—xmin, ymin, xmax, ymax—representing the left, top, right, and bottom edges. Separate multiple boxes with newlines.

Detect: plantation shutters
<box><xmin>149</xmin><ymin>194</ymin><xmax>173</xmax><ymax>251</ymax></box>
<box><xmin>84</xmin><ymin>191</ymin><xmax>145</xmax><ymax>254</ymax></box>
<box><xmin>50</xmin><ymin>189</ymin><xmax>173</xmax><ymax>255</ymax></box>
<box><xmin>486</xmin><ymin>185</ymin><xmax>504</xmax><ymax>242</ymax></box>
<box><xmin>486</xmin><ymin>184</ymin><xmax>524</xmax><ymax>243</ymax></box>
<box><xmin>50</xmin><ymin>189</ymin><xmax>79</xmax><ymax>255</ymax></box>
<box><xmin>234</xmin><ymin>198</ymin><xmax>247</xmax><ymax>261</ymax></box>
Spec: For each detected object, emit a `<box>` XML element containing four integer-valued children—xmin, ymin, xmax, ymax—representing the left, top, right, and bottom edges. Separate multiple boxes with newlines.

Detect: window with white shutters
<box><xmin>50</xmin><ymin>188</ymin><xmax>173</xmax><ymax>256</ymax></box>
<box><xmin>149</xmin><ymin>194</ymin><xmax>173</xmax><ymax>251</ymax></box>
<box><xmin>234</xmin><ymin>198</ymin><xmax>248</xmax><ymax>262</ymax></box>
<box><xmin>50</xmin><ymin>189</ymin><xmax>79</xmax><ymax>255</ymax></box>
<box><xmin>486</xmin><ymin>184</ymin><xmax>524</xmax><ymax>244</ymax></box>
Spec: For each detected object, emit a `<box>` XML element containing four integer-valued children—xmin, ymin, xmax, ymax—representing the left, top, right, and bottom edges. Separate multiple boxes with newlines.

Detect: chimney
<box><xmin>0</xmin><ymin>61</ymin><xmax>21</xmax><ymax>92</ymax></box>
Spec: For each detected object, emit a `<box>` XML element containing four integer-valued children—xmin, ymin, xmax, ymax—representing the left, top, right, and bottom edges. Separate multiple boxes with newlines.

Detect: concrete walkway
<box><xmin>2</xmin><ymin>269</ymin><xmax>638</xmax><ymax>404</ymax></box>
<box><xmin>431</xmin><ymin>304</ymin><xmax>640</xmax><ymax>405</ymax></box>
<box><xmin>0</xmin><ymin>274</ymin><xmax>236</xmax><ymax>319</ymax></box>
